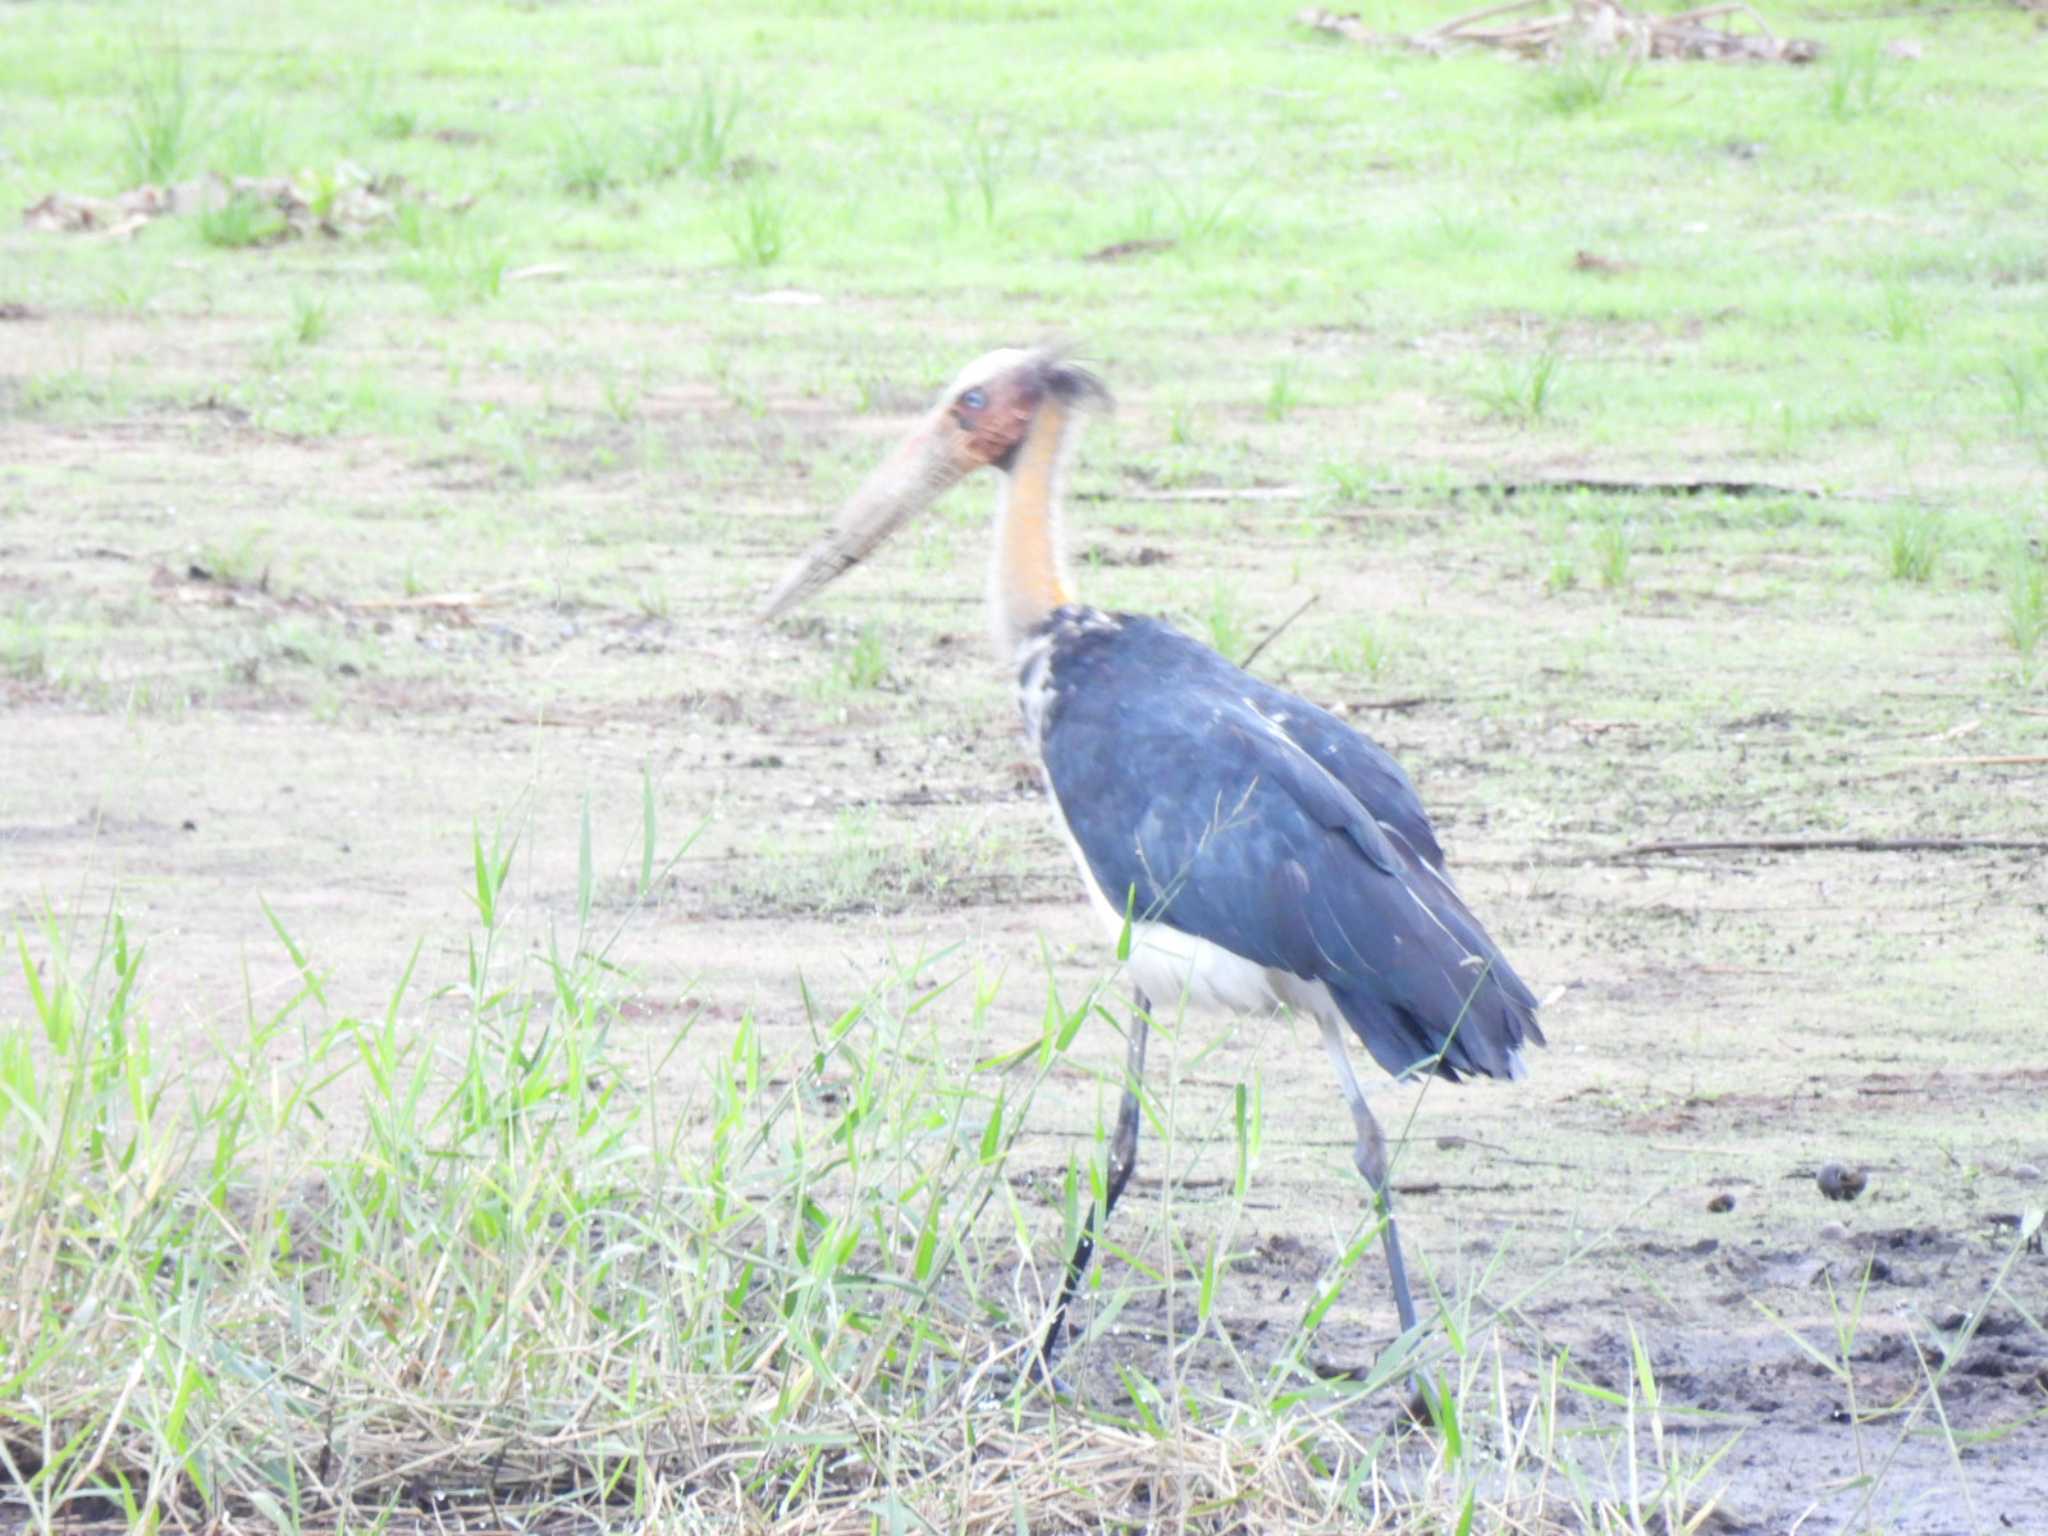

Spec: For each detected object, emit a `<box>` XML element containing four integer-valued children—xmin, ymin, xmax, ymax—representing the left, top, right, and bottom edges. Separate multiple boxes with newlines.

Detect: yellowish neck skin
<box><xmin>989</xmin><ymin>398</ymin><xmax>1078</xmax><ymax>659</ymax></box>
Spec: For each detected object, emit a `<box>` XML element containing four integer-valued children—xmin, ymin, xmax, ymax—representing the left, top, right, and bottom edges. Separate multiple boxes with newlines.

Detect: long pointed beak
<box><xmin>759</xmin><ymin>412</ymin><xmax>970</xmax><ymax>622</ymax></box>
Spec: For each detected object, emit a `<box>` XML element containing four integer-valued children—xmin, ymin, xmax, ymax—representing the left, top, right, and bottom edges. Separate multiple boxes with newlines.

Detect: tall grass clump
<box><xmin>726</xmin><ymin>187</ymin><xmax>787</xmax><ymax>267</ymax></box>
<box><xmin>2003</xmin><ymin>551</ymin><xmax>2046</xmax><ymax>673</ymax></box>
<box><xmin>1884</xmin><ymin>504</ymin><xmax>1943</xmax><ymax>584</ymax></box>
<box><xmin>555</xmin><ymin>120</ymin><xmax>620</xmax><ymax>199</ymax></box>
<box><xmin>400</xmin><ymin>222</ymin><xmax>509</xmax><ymax>310</ymax></box>
<box><xmin>1480</xmin><ymin>334</ymin><xmax>1565</xmax><ymax>423</ymax></box>
<box><xmin>1823</xmin><ymin>39</ymin><xmax>1895</xmax><ymax>122</ymax></box>
<box><xmin>645</xmin><ymin>74</ymin><xmax>744</xmax><ymax>179</ymax></box>
<box><xmin>1538</xmin><ymin>43</ymin><xmax>1637</xmax><ymax>115</ymax></box>
<box><xmin>121</xmin><ymin>46</ymin><xmax>205</xmax><ymax>184</ymax></box>
<box><xmin>197</xmin><ymin>191</ymin><xmax>286</xmax><ymax>249</ymax></box>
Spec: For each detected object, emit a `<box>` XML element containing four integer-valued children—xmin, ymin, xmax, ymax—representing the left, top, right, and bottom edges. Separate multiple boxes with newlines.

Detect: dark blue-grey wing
<box><xmin>1239</xmin><ymin>680</ymin><xmax>1446</xmax><ymax>873</ymax></box>
<box><xmin>1233</xmin><ymin>671</ymin><xmax>1540</xmax><ymax>1019</ymax></box>
<box><xmin>1042</xmin><ymin>686</ymin><xmax>1538</xmax><ymax>1082</ymax></box>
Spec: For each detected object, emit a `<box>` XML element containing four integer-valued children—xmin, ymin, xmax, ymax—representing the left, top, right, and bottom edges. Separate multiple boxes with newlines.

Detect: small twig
<box><xmin>1077</xmin><ymin>485</ymin><xmax>1314</xmax><ymax>503</ymax></box>
<box><xmin>1238</xmin><ymin>592</ymin><xmax>1319</xmax><ymax>671</ymax></box>
<box><xmin>1429</xmin><ymin>0</ymin><xmax>1554</xmax><ymax>36</ymax></box>
<box><xmin>1348</xmin><ymin>694</ymin><xmax>1444</xmax><ymax>713</ymax></box>
<box><xmin>349</xmin><ymin>591</ymin><xmax>502</xmax><ymax>611</ymax></box>
<box><xmin>1604</xmin><ymin>835</ymin><xmax>2048</xmax><ymax>860</ymax></box>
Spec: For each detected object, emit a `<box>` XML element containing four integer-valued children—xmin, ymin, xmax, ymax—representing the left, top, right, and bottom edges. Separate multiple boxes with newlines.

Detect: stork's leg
<box><xmin>1317</xmin><ymin>1017</ymin><xmax>1420</xmax><ymax>1335</ymax></box>
<box><xmin>1035</xmin><ymin>993</ymin><xmax>1151</xmax><ymax>1372</ymax></box>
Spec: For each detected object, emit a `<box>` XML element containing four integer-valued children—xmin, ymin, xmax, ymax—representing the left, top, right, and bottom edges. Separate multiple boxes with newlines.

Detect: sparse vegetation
<box><xmin>1327</xmin><ymin>619</ymin><xmax>1393</xmax><ymax>679</ymax></box>
<box><xmin>1203</xmin><ymin>578</ymin><xmax>1249</xmax><ymax>657</ymax></box>
<box><xmin>726</xmin><ymin>186</ymin><xmax>787</xmax><ymax>267</ymax></box>
<box><xmin>120</xmin><ymin>44</ymin><xmax>204</xmax><ymax>184</ymax></box>
<box><xmin>555</xmin><ymin>120</ymin><xmax>620</xmax><ymax>200</ymax></box>
<box><xmin>197</xmin><ymin>190</ymin><xmax>286</xmax><ymax>248</ymax></box>
<box><xmin>1264</xmin><ymin>364</ymin><xmax>1300</xmax><ymax>422</ymax></box>
<box><xmin>289</xmin><ymin>289</ymin><xmax>331</xmax><ymax>345</ymax></box>
<box><xmin>837</xmin><ymin>620</ymin><xmax>889</xmax><ymax>691</ymax></box>
<box><xmin>1322</xmin><ymin>461</ymin><xmax>1378</xmax><ymax>503</ymax></box>
<box><xmin>2003</xmin><ymin>551</ymin><xmax>2046</xmax><ymax>668</ymax></box>
<box><xmin>1479</xmin><ymin>333</ymin><xmax>1565</xmax><ymax>423</ymax></box>
<box><xmin>1824</xmin><ymin>38</ymin><xmax>1895</xmax><ymax>122</ymax></box>
<box><xmin>1538</xmin><ymin>42</ymin><xmax>1636</xmax><ymax>115</ymax></box>
<box><xmin>400</xmin><ymin>226</ymin><xmax>508</xmax><ymax>309</ymax></box>
<box><xmin>1885</xmin><ymin>504</ymin><xmax>1943</xmax><ymax>584</ymax></box>
<box><xmin>1593</xmin><ymin>519</ymin><xmax>1632</xmax><ymax>590</ymax></box>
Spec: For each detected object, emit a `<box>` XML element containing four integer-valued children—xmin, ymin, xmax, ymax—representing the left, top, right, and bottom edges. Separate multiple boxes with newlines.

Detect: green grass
<box><xmin>1479</xmin><ymin>334</ymin><xmax>1565</xmax><ymax>424</ymax></box>
<box><xmin>1264</xmin><ymin>365</ymin><xmax>1300</xmax><ymax>422</ymax></box>
<box><xmin>120</xmin><ymin>45</ymin><xmax>204</xmax><ymax>184</ymax></box>
<box><xmin>196</xmin><ymin>191</ymin><xmax>285</xmax><ymax>248</ymax></box>
<box><xmin>726</xmin><ymin>186</ymin><xmax>788</xmax><ymax>267</ymax></box>
<box><xmin>1203</xmin><ymin>578</ymin><xmax>1250</xmax><ymax>658</ymax></box>
<box><xmin>1593</xmin><ymin>520</ymin><xmax>1633</xmax><ymax>591</ymax></box>
<box><xmin>288</xmin><ymin>289</ymin><xmax>331</xmax><ymax>345</ymax></box>
<box><xmin>1538</xmin><ymin>44</ymin><xmax>1637</xmax><ymax>116</ymax></box>
<box><xmin>1823</xmin><ymin>38</ymin><xmax>1896</xmax><ymax>123</ymax></box>
<box><xmin>2003</xmin><ymin>552</ymin><xmax>2047</xmax><ymax>672</ymax></box>
<box><xmin>1885</xmin><ymin>504</ymin><xmax>1943</xmax><ymax>584</ymax></box>
<box><xmin>644</xmin><ymin>75</ymin><xmax>744</xmax><ymax>180</ymax></box>
<box><xmin>839</xmin><ymin>620</ymin><xmax>889</xmax><ymax>691</ymax></box>
<box><xmin>554</xmin><ymin>120</ymin><xmax>620</xmax><ymax>200</ymax></box>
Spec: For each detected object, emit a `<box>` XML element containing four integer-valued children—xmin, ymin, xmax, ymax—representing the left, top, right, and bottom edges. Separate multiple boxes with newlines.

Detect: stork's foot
<box><xmin>1399</xmin><ymin>1378</ymin><xmax>1440</xmax><ymax>1430</ymax></box>
<box><xmin>982</xmin><ymin>1339</ymin><xmax>1074</xmax><ymax>1402</ymax></box>
<box><xmin>1027</xmin><ymin>1353</ymin><xmax>1077</xmax><ymax>1399</ymax></box>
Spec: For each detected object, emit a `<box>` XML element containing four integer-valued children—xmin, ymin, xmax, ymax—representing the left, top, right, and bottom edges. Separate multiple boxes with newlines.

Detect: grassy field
<box><xmin>3</xmin><ymin>0</ymin><xmax>2046</xmax><ymax>1530</ymax></box>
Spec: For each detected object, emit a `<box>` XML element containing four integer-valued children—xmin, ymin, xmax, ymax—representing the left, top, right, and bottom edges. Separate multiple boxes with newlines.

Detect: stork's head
<box><xmin>758</xmin><ymin>345</ymin><xmax>1109</xmax><ymax>621</ymax></box>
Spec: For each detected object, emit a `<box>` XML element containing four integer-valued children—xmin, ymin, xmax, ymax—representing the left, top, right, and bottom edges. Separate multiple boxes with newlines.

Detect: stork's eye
<box><xmin>959</xmin><ymin>387</ymin><xmax>988</xmax><ymax>412</ymax></box>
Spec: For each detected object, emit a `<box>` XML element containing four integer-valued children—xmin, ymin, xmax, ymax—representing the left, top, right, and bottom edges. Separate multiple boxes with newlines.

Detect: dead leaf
<box><xmin>1083</xmin><ymin>238</ymin><xmax>1177</xmax><ymax>263</ymax></box>
<box><xmin>1573</xmin><ymin>249</ymin><xmax>1635</xmax><ymax>274</ymax></box>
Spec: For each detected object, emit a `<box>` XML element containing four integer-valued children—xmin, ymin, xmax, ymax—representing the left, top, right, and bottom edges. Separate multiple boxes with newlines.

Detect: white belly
<box><xmin>1043</xmin><ymin>792</ymin><xmax>1303</xmax><ymax>1019</ymax></box>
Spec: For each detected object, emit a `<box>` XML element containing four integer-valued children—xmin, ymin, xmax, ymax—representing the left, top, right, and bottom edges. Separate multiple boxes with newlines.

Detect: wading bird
<box><xmin>761</xmin><ymin>347</ymin><xmax>1541</xmax><ymax>1371</ymax></box>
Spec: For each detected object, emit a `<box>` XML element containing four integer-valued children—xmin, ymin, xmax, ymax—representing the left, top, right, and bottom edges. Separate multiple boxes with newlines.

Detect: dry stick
<box><xmin>1237</xmin><ymin>592</ymin><xmax>1319</xmax><ymax>671</ymax></box>
<box><xmin>1077</xmin><ymin>476</ymin><xmax>1835</xmax><ymax>504</ymax></box>
<box><xmin>348</xmin><ymin>591</ymin><xmax>502</xmax><ymax>610</ymax></box>
<box><xmin>1667</xmin><ymin>1</ymin><xmax>1771</xmax><ymax>26</ymax></box>
<box><xmin>1428</xmin><ymin>0</ymin><xmax>1555</xmax><ymax>37</ymax></box>
<box><xmin>1606</xmin><ymin>835</ymin><xmax>2048</xmax><ymax>860</ymax></box>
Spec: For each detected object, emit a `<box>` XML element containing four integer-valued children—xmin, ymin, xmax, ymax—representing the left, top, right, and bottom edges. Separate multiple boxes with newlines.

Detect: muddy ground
<box><xmin>3</xmin><ymin>304</ymin><xmax>2045</xmax><ymax>1532</ymax></box>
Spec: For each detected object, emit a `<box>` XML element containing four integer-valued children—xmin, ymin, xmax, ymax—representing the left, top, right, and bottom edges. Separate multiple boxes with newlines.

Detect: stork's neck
<box><xmin>988</xmin><ymin>397</ymin><xmax>1080</xmax><ymax>660</ymax></box>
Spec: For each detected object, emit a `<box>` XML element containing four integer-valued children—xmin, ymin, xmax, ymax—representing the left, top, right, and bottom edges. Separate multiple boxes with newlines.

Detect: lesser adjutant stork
<box><xmin>761</xmin><ymin>347</ymin><xmax>1542</xmax><ymax>1372</ymax></box>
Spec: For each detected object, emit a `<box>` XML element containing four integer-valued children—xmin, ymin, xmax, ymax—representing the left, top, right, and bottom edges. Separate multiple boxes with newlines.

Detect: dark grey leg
<box><xmin>1317</xmin><ymin>1017</ymin><xmax>1420</xmax><ymax>1335</ymax></box>
<box><xmin>1035</xmin><ymin>992</ymin><xmax>1151</xmax><ymax>1372</ymax></box>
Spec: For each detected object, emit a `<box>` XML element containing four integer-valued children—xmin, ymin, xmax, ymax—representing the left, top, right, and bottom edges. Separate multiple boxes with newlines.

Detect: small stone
<box><xmin>1707</xmin><ymin>1192</ymin><xmax>1736</xmax><ymax>1214</ymax></box>
<box><xmin>1818</xmin><ymin>1221</ymin><xmax>1848</xmax><ymax>1242</ymax></box>
<box><xmin>1938</xmin><ymin>1309</ymin><xmax>1969</xmax><ymax>1331</ymax></box>
<box><xmin>2012</xmin><ymin>1163</ymin><xmax>2042</xmax><ymax>1183</ymax></box>
<box><xmin>1818</xmin><ymin>1164</ymin><xmax>1868</xmax><ymax>1202</ymax></box>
